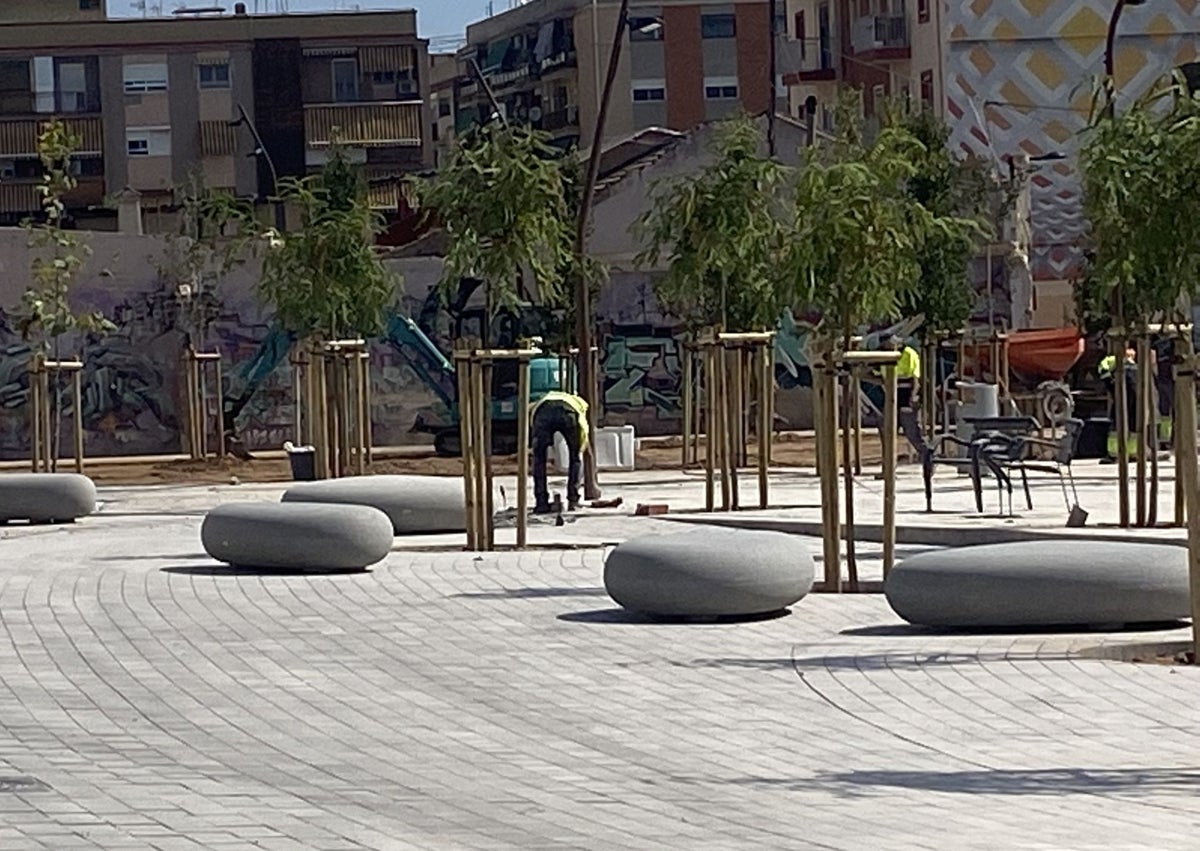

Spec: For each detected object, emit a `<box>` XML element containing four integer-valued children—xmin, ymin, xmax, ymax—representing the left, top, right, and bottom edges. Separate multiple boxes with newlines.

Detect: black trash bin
<box><xmin>285</xmin><ymin>444</ymin><xmax>317</xmax><ymax>481</ymax></box>
<box><xmin>1076</xmin><ymin>417</ymin><xmax>1110</xmax><ymax>460</ymax></box>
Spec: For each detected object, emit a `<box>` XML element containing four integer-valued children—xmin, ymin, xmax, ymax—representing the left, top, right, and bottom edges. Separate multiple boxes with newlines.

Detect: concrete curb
<box><xmin>662</xmin><ymin>514</ymin><xmax>1189</xmax><ymax>548</ymax></box>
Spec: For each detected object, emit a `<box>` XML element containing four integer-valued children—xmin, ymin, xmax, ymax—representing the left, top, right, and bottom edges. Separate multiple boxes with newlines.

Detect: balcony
<box><xmin>851</xmin><ymin>15</ymin><xmax>909</xmax><ymax>59</ymax></box>
<box><xmin>0</xmin><ymin>176</ymin><xmax>102</xmax><ymax>215</ymax></box>
<box><xmin>787</xmin><ymin>40</ymin><xmax>837</xmax><ymax>83</ymax></box>
<box><xmin>305</xmin><ymin>102</ymin><xmax>423</xmax><ymax>148</ymax></box>
<box><xmin>0</xmin><ymin>115</ymin><xmax>102</xmax><ymax>158</ymax></box>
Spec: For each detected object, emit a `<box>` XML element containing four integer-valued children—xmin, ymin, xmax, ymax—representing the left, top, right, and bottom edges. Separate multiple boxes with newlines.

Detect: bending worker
<box><xmin>530</xmin><ymin>390</ymin><xmax>590</xmax><ymax>515</ymax></box>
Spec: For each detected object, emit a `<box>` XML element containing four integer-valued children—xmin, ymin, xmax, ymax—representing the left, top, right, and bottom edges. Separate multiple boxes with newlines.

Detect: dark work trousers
<box><xmin>532</xmin><ymin>401</ymin><xmax>581</xmax><ymax>510</ymax></box>
<box><xmin>895</xmin><ymin>382</ymin><xmax>926</xmax><ymax>458</ymax></box>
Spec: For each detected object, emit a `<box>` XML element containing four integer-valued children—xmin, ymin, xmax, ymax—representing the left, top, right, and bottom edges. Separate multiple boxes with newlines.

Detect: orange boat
<box><xmin>1006</xmin><ymin>327</ymin><xmax>1085</xmax><ymax>381</ymax></box>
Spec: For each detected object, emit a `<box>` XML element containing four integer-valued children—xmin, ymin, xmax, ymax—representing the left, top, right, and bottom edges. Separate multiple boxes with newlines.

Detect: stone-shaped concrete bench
<box><xmin>604</xmin><ymin>527</ymin><xmax>815</xmax><ymax>618</ymax></box>
<box><xmin>282</xmin><ymin>474</ymin><xmax>465</xmax><ymax>535</ymax></box>
<box><xmin>885</xmin><ymin>541</ymin><xmax>1190</xmax><ymax>628</ymax></box>
<box><xmin>0</xmin><ymin>473</ymin><xmax>96</xmax><ymax>524</ymax></box>
<box><xmin>201</xmin><ymin>503</ymin><xmax>393</xmax><ymax>571</ymax></box>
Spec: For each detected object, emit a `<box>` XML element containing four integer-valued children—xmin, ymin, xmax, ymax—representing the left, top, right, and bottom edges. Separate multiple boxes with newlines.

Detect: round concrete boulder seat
<box><xmin>604</xmin><ymin>528</ymin><xmax>815</xmax><ymax>618</ymax></box>
<box><xmin>201</xmin><ymin>503</ymin><xmax>393</xmax><ymax>571</ymax></box>
<box><xmin>0</xmin><ymin>473</ymin><xmax>96</xmax><ymax>524</ymax></box>
<box><xmin>886</xmin><ymin>541</ymin><xmax>1190</xmax><ymax>628</ymax></box>
<box><xmin>281</xmin><ymin>475</ymin><xmax>465</xmax><ymax>535</ymax></box>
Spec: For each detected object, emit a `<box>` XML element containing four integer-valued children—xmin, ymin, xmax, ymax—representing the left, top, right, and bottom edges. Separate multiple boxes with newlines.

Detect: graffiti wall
<box><xmin>0</xmin><ymin>226</ymin><xmax>824</xmax><ymax>460</ymax></box>
<box><xmin>0</xmin><ymin>228</ymin><xmax>449</xmax><ymax>460</ymax></box>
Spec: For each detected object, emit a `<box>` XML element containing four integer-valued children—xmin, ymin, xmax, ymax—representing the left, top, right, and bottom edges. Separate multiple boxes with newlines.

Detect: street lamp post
<box><xmin>574</xmin><ymin>0</ymin><xmax>631</xmax><ymax>500</ymax></box>
<box><xmin>1104</xmin><ymin>0</ymin><xmax>1148</xmax><ymax>96</ymax></box>
<box><xmin>231</xmin><ymin>104</ymin><xmax>286</xmax><ymax>232</ymax></box>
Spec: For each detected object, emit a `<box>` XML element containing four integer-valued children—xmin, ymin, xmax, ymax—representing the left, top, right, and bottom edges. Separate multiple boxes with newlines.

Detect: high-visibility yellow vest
<box><xmin>897</xmin><ymin>346</ymin><xmax>921</xmax><ymax>381</ymax></box>
<box><xmin>531</xmin><ymin>391</ymin><xmax>590</xmax><ymax>450</ymax></box>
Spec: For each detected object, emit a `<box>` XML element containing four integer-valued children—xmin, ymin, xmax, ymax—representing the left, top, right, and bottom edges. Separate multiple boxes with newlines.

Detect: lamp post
<box><xmin>1104</xmin><ymin>0</ymin><xmax>1148</xmax><ymax>100</ymax></box>
<box><xmin>230</xmin><ymin>103</ymin><xmax>286</xmax><ymax>232</ymax></box>
<box><xmin>574</xmin><ymin>0</ymin><xmax>631</xmax><ymax>500</ymax></box>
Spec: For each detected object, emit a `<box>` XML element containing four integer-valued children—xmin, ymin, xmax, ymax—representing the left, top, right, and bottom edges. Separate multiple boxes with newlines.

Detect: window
<box><xmin>629</xmin><ymin>16</ymin><xmax>664</xmax><ymax>41</ymax></box>
<box><xmin>818</xmin><ymin>3</ymin><xmax>833</xmax><ymax>70</ymax></box>
<box><xmin>920</xmin><ymin>69</ymin><xmax>934</xmax><ymax>108</ymax></box>
<box><xmin>124</xmin><ymin>62</ymin><xmax>168</xmax><ymax>94</ymax></box>
<box><xmin>774</xmin><ymin>12</ymin><xmax>787</xmax><ymax>37</ymax></box>
<box><xmin>332</xmin><ymin>58</ymin><xmax>359</xmax><ymax>103</ymax></box>
<box><xmin>198</xmin><ymin>63</ymin><xmax>230</xmax><ymax>90</ymax></box>
<box><xmin>872</xmin><ymin>83</ymin><xmax>886</xmax><ymax>115</ymax></box>
<box><xmin>918</xmin><ymin>0</ymin><xmax>929</xmax><ymax>23</ymax></box>
<box><xmin>126</xmin><ymin>127</ymin><xmax>171</xmax><ymax>157</ymax></box>
<box><xmin>372</xmin><ymin>70</ymin><xmax>397</xmax><ymax>84</ymax></box>
<box><xmin>58</xmin><ymin>62</ymin><xmax>87</xmax><ymax>113</ymax></box>
<box><xmin>794</xmin><ymin>11</ymin><xmax>806</xmax><ymax>61</ymax></box>
<box><xmin>79</xmin><ymin>0</ymin><xmax>101</xmax><ymax>9</ymax></box>
<box><xmin>701</xmin><ymin>14</ymin><xmax>736</xmax><ymax>39</ymax></box>
<box><xmin>704</xmin><ymin>77</ymin><xmax>739</xmax><ymax>99</ymax></box>
<box><xmin>632</xmin><ymin>80</ymin><xmax>666</xmax><ymax>102</ymax></box>
<box><xmin>438</xmin><ymin>100</ymin><xmax>451</xmax><ymax>118</ymax></box>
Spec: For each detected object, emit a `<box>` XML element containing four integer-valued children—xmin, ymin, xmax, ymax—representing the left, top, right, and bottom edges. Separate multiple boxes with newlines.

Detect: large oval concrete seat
<box><xmin>0</xmin><ymin>473</ymin><xmax>96</xmax><ymax>523</ymax></box>
<box><xmin>201</xmin><ymin>503</ymin><xmax>393</xmax><ymax>571</ymax></box>
<box><xmin>604</xmin><ymin>528</ymin><xmax>815</xmax><ymax>618</ymax></box>
<box><xmin>886</xmin><ymin>541</ymin><xmax>1190</xmax><ymax>628</ymax></box>
<box><xmin>282</xmin><ymin>475</ymin><xmax>465</xmax><ymax>535</ymax></box>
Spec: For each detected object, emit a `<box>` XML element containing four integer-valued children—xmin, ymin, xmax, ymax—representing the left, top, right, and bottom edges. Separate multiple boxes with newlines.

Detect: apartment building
<box><xmin>0</xmin><ymin>2</ymin><xmax>431</xmax><ymax>229</ymax></box>
<box><xmin>784</xmin><ymin>0</ymin><xmax>941</xmax><ymax>130</ymax></box>
<box><xmin>455</xmin><ymin>0</ymin><xmax>792</xmax><ymax>152</ymax></box>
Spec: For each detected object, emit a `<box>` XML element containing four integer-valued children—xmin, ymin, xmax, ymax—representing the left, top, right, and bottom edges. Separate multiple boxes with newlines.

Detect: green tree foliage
<box><xmin>634</xmin><ymin>116</ymin><xmax>789</xmax><ymax>331</ymax></box>
<box><xmin>160</xmin><ymin>170</ymin><xmax>257</xmax><ymax>345</ymax></box>
<box><xmin>415</xmin><ymin>123</ymin><xmax>573</xmax><ymax>313</ymax></box>
<box><xmin>1081</xmin><ymin>77</ymin><xmax>1200</xmax><ymax>329</ymax></box>
<box><xmin>13</xmin><ymin>120</ymin><xmax>114</xmax><ymax>352</ymax></box>
<box><xmin>782</xmin><ymin>99</ymin><xmax>982</xmax><ymax>348</ymax></box>
<box><xmin>258</xmin><ymin>145</ymin><xmax>397</xmax><ymax>339</ymax></box>
<box><xmin>896</xmin><ymin>108</ymin><xmax>994</xmax><ymax>339</ymax></box>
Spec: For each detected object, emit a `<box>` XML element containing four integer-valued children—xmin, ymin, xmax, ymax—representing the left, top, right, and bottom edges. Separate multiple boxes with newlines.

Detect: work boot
<box><xmin>532</xmin><ymin>503</ymin><xmax>554</xmax><ymax>516</ymax></box>
<box><xmin>568</xmin><ymin>500</ymin><xmax>581</xmax><ymax>512</ymax></box>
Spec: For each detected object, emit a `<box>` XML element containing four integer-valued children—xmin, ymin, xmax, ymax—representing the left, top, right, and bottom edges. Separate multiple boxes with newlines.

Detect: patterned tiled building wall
<box><xmin>945</xmin><ymin>0</ymin><xmax>1200</xmax><ymax>283</ymax></box>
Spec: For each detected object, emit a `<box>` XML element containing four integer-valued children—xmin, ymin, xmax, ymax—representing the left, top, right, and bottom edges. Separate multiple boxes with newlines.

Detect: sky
<box><xmin>109</xmin><ymin>0</ymin><xmax>492</xmax><ymax>41</ymax></box>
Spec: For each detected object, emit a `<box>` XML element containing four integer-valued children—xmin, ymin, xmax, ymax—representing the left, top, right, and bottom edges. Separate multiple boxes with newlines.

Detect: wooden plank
<box><xmin>516</xmin><ymin>359</ymin><xmax>531</xmax><ymax>549</ymax></box>
<box><xmin>882</xmin><ymin>364</ymin><xmax>898</xmax><ymax>576</ymax></box>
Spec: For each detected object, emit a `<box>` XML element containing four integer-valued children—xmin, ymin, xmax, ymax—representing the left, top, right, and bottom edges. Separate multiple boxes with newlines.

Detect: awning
<box><xmin>482</xmin><ymin>39</ymin><xmax>509</xmax><ymax>74</ymax></box>
<box><xmin>359</xmin><ymin>45</ymin><xmax>415</xmax><ymax>74</ymax></box>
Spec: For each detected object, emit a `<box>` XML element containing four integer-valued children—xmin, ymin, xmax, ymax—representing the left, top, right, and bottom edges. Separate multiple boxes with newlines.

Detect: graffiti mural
<box><xmin>599</xmin><ymin>324</ymin><xmax>682</xmax><ymax>436</ymax></box>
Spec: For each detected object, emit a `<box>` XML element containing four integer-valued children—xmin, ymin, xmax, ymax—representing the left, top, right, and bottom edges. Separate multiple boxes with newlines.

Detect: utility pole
<box><xmin>768</xmin><ymin>0</ymin><xmax>778</xmax><ymax>157</ymax></box>
<box><xmin>574</xmin><ymin>0</ymin><xmax>631</xmax><ymax>500</ymax></box>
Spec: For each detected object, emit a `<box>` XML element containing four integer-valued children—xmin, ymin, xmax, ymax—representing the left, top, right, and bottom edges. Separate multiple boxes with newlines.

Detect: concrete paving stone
<box><xmin>0</xmin><ymin>480</ymin><xmax>1199</xmax><ymax>847</ymax></box>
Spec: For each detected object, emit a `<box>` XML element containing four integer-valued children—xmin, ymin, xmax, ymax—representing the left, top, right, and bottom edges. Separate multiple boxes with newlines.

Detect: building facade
<box><xmin>0</xmin><ymin>3</ymin><xmax>431</xmax><ymax>229</ymax></box>
<box><xmin>784</xmin><ymin>0</ymin><xmax>943</xmax><ymax>130</ymax></box>
<box><xmin>454</xmin><ymin>0</ymin><xmax>792</xmax><ymax>152</ymax></box>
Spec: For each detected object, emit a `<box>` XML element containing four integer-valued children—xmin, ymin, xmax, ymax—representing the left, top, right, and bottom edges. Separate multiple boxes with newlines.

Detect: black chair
<box><xmin>978</xmin><ymin>418</ymin><xmax>1085</xmax><ymax>518</ymax></box>
<box><xmin>922</xmin><ymin>433</ymin><xmax>1011</xmax><ymax>515</ymax></box>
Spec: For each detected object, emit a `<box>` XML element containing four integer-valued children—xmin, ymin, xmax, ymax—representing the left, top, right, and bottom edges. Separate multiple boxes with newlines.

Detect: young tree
<box><xmin>258</xmin><ymin>145</ymin><xmax>397</xmax><ymax>340</ymax></box>
<box><xmin>781</xmin><ymin>98</ymin><xmax>980</xmax><ymax>584</ymax></box>
<box><xmin>1081</xmin><ymin>75</ymin><xmax>1200</xmax><ymax>531</ymax></box>
<box><xmin>160</xmin><ymin>170</ymin><xmax>256</xmax><ymax>348</ymax></box>
<box><xmin>12</xmin><ymin>120</ymin><xmax>114</xmax><ymax>466</ymax></box>
<box><xmin>14</xmin><ymin>121</ymin><xmax>113</xmax><ymax>353</ymax></box>
<box><xmin>635</xmin><ymin>116</ymin><xmax>790</xmax><ymax>332</ymax></box>
<box><xmin>415</xmin><ymin>123</ymin><xmax>574</xmax><ymax>320</ymax></box>
<box><xmin>896</xmin><ymin>108</ymin><xmax>996</xmax><ymax>339</ymax></box>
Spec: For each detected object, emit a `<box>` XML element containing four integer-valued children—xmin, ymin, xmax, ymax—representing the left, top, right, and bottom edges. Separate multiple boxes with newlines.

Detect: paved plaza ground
<box><xmin>1</xmin><ymin>467</ymin><xmax>1199</xmax><ymax>848</ymax></box>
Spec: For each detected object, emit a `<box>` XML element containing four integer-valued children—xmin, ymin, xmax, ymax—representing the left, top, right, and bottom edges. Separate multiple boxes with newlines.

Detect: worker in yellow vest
<box><xmin>888</xmin><ymin>335</ymin><xmax>927</xmax><ymax>461</ymax></box>
<box><xmin>530</xmin><ymin>391</ymin><xmax>590</xmax><ymax>514</ymax></box>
